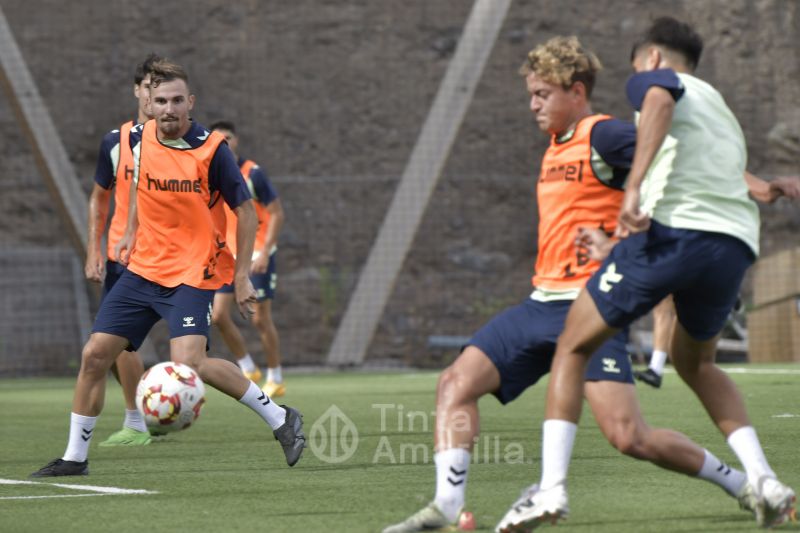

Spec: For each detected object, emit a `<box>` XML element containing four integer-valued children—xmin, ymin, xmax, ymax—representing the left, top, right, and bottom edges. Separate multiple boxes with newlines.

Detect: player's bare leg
<box><xmin>669</xmin><ymin>323</ymin><xmax>747</xmax><ymax>436</ymax></box>
<box><xmin>497</xmin><ymin>293</ymin><xmax>614</xmax><ymax>532</ymax></box>
<box><xmin>31</xmin><ymin>333</ymin><xmax>129</xmax><ymax>477</ymax></box>
<box><xmin>586</xmin><ymin>380</ymin><xmax>750</xmax><ymax>505</ymax></box>
<box><xmin>212</xmin><ymin>292</ymin><xmax>262</xmax><ymax>382</ymax></box>
<box><xmin>253</xmin><ymin>299</ymin><xmax>284</xmax><ymax>396</ymax></box>
<box><xmin>546</xmin><ymin>291</ymin><xmax>616</xmax><ymax>422</ymax></box>
<box><xmin>73</xmin><ymin>333</ymin><xmax>130</xmax><ymax>416</ymax></box>
<box><xmin>670</xmin><ymin>322</ymin><xmax>796</xmax><ymax>526</ymax></box>
<box><xmin>110</xmin><ymin>350</ymin><xmax>144</xmax><ymax>410</ymax></box>
<box><xmin>171</xmin><ymin>334</ymin><xmax>250</xmax><ymax>398</ymax></box>
<box><xmin>170</xmin><ymin>334</ymin><xmax>305</xmax><ymax>466</ymax></box>
<box><xmin>100</xmin><ymin>349</ymin><xmax>150</xmax><ymax>446</ymax></box>
<box><xmin>383</xmin><ymin>347</ymin><xmax>498</xmax><ymax>532</ymax></box>
<box><xmin>587</xmin><ymin>381</ymin><xmax>702</xmax><ymax>473</ymax></box>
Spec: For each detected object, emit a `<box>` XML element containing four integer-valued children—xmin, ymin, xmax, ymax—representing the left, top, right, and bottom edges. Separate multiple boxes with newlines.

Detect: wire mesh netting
<box><xmin>1</xmin><ymin>1</ymin><xmax>798</xmax><ymax>375</ymax></box>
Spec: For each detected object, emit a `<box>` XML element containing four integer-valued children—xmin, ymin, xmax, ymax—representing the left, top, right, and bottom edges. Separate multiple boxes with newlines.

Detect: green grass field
<box><xmin>2</xmin><ymin>365</ymin><xmax>799</xmax><ymax>532</ymax></box>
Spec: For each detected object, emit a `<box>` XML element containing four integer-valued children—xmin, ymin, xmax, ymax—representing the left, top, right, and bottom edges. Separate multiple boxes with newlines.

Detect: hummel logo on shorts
<box><xmin>602</xmin><ymin>358</ymin><xmax>621</xmax><ymax>374</ymax></box>
<box><xmin>599</xmin><ymin>263</ymin><xmax>623</xmax><ymax>292</ymax></box>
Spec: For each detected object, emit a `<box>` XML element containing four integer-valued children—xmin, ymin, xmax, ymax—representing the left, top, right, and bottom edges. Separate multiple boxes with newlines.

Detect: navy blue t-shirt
<box><xmin>589</xmin><ymin>117</ymin><xmax>637</xmax><ymax>189</ymax></box>
<box><xmin>626</xmin><ymin>69</ymin><xmax>685</xmax><ymax>111</ymax></box>
<box><xmin>239</xmin><ymin>157</ymin><xmax>278</xmax><ymax>206</ymax></box>
<box><xmin>93</xmin><ymin>120</ymin><xmax>138</xmax><ymax>189</ymax></box>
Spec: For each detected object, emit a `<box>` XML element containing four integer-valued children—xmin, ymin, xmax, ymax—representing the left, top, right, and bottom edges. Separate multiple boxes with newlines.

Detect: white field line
<box><xmin>0</xmin><ymin>478</ymin><xmax>157</xmax><ymax>500</ymax></box>
<box><xmin>0</xmin><ymin>494</ymin><xmax>108</xmax><ymax>500</ymax></box>
<box><xmin>660</xmin><ymin>367</ymin><xmax>800</xmax><ymax>375</ymax></box>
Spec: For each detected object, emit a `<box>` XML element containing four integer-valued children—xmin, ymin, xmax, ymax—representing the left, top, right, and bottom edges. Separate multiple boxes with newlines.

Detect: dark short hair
<box><xmin>149</xmin><ymin>59</ymin><xmax>189</xmax><ymax>89</ymax></box>
<box><xmin>630</xmin><ymin>17</ymin><xmax>703</xmax><ymax>70</ymax></box>
<box><xmin>134</xmin><ymin>53</ymin><xmax>163</xmax><ymax>85</ymax></box>
<box><xmin>210</xmin><ymin>121</ymin><xmax>237</xmax><ymax>135</ymax></box>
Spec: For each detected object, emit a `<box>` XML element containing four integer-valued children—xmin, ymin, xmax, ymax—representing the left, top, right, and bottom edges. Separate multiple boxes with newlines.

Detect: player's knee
<box><xmin>250</xmin><ymin>314</ymin><xmax>270</xmax><ymax>333</ymax></box>
<box><xmin>437</xmin><ymin>366</ymin><xmax>476</xmax><ymax>405</ymax></box>
<box><xmin>80</xmin><ymin>342</ymin><xmax>114</xmax><ymax>377</ymax></box>
<box><xmin>605</xmin><ymin>422</ymin><xmax>648</xmax><ymax>459</ymax></box>
<box><xmin>171</xmin><ymin>353</ymin><xmax>202</xmax><ymax>372</ymax></box>
<box><xmin>210</xmin><ymin>307</ymin><xmax>227</xmax><ymax>326</ymax></box>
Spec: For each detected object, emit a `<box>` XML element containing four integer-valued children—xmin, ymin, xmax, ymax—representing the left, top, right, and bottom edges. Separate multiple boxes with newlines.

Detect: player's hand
<box><xmin>250</xmin><ymin>252</ymin><xmax>268</xmax><ymax>274</ymax></box>
<box><xmin>84</xmin><ymin>249</ymin><xmax>105</xmax><ymax>283</ymax></box>
<box><xmin>575</xmin><ymin>227</ymin><xmax>614</xmax><ymax>261</ymax></box>
<box><xmin>235</xmin><ymin>276</ymin><xmax>257</xmax><ymax>318</ymax></box>
<box><xmin>616</xmin><ymin>188</ymin><xmax>650</xmax><ymax>238</ymax></box>
<box><xmin>115</xmin><ymin>232</ymin><xmax>136</xmax><ymax>266</ymax></box>
<box><xmin>768</xmin><ymin>176</ymin><xmax>800</xmax><ymax>202</ymax></box>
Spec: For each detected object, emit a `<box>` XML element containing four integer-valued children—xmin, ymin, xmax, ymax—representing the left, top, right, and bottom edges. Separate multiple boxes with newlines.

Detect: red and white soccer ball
<box><xmin>135</xmin><ymin>362</ymin><xmax>206</xmax><ymax>434</ymax></box>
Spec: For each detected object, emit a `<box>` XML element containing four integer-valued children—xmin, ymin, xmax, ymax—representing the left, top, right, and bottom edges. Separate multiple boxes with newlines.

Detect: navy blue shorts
<box><xmin>586</xmin><ymin>220</ymin><xmax>755</xmax><ymax>340</ymax></box>
<box><xmin>92</xmin><ymin>270</ymin><xmax>215</xmax><ymax>351</ymax></box>
<box><xmin>101</xmin><ymin>259</ymin><xmax>127</xmax><ymax>302</ymax></box>
<box><xmin>469</xmin><ymin>298</ymin><xmax>633</xmax><ymax>405</ymax></box>
<box><xmin>217</xmin><ymin>252</ymin><xmax>277</xmax><ymax>302</ymax></box>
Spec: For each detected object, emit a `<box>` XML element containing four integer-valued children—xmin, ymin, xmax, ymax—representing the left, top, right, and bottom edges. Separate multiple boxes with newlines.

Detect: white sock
<box><xmin>62</xmin><ymin>413</ymin><xmax>97</xmax><ymax>462</ymax></box>
<box><xmin>267</xmin><ymin>366</ymin><xmax>283</xmax><ymax>384</ymax></box>
<box><xmin>540</xmin><ymin>419</ymin><xmax>577</xmax><ymax>490</ymax></box>
<box><xmin>434</xmin><ymin>448</ymin><xmax>471</xmax><ymax>522</ymax></box>
<box><xmin>727</xmin><ymin>426</ymin><xmax>776</xmax><ymax>485</ymax></box>
<box><xmin>123</xmin><ymin>409</ymin><xmax>147</xmax><ymax>433</ymax></box>
<box><xmin>649</xmin><ymin>350</ymin><xmax>668</xmax><ymax>375</ymax></box>
<box><xmin>239</xmin><ymin>381</ymin><xmax>286</xmax><ymax>429</ymax></box>
<box><xmin>237</xmin><ymin>354</ymin><xmax>256</xmax><ymax>373</ymax></box>
<box><xmin>696</xmin><ymin>449</ymin><xmax>747</xmax><ymax>497</ymax></box>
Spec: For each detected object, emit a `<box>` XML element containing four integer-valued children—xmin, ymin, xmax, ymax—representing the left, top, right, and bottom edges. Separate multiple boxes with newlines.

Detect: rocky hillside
<box><xmin>1</xmin><ymin>0</ymin><xmax>797</xmax><ymax>367</ymax></box>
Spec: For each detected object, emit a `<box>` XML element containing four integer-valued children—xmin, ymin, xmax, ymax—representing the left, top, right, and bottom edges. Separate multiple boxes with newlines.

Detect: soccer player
<box><xmin>84</xmin><ymin>53</ymin><xmax>161</xmax><ymax>447</ymax></box>
<box><xmin>496</xmin><ymin>18</ymin><xmax>796</xmax><ymax>531</ymax></box>
<box><xmin>31</xmin><ymin>59</ymin><xmax>305</xmax><ymax>477</ymax></box>
<box><xmin>209</xmin><ymin>121</ymin><xmax>287</xmax><ymax>397</ymax></box>
<box><xmin>636</xmin><ymin>174</ymin><xmax>800</xmax><ymax>389</ymax></box>
<box><xmin>383</xmin><ymin>36</ymin><xmax>755</xmax><ymax>533</ymax></box>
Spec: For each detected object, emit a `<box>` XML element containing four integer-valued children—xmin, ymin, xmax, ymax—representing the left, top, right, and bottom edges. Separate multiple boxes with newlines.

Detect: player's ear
<box><xmin>188</xmin><ymin>94</ymin><xmax>196</xmax><ymax>112</ymax></box>
<box><xmin>647</xmin><ymin>46</ymin><xmax>662</xmax><ymax>70</ymax></box>
<box><xmin>571</xmin><ymin>81</ymin><xmax>587</xmax><ymax>100</ymax></box>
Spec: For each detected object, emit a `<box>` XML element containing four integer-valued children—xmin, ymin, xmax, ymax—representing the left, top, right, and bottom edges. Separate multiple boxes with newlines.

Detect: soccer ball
<box><xmin>135</xmin><ymin>362</ymin><xmax>206</xmax><ymax>434</ymax></box>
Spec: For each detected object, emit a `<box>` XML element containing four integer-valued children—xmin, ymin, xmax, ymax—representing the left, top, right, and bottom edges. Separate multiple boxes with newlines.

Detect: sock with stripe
<box><xmin>434</xmin><ymin>448</ymin><xmax>470</xmax><ymax>522</ymax></box>
<box><xmin>697</xmin><ymin>448</ymin><xmax>747</xmax><ymax>496</ymax></box>
<box><xmin>238</xmin><ymin>381</ymin><xmax>285</xmax><ymax>429</ymax></box>
<box><xmin>63</xmin><ymin>413</ymin><xmax>97</xmax><ymax>462</ymax></box>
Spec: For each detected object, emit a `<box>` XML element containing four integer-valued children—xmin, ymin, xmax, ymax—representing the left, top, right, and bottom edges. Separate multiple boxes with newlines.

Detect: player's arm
<box><xmin>87</xmin><ymin>185</ymin><xmax>111</xmax><ymax>282</ymax></box>
<box><xmin>212</xmin><ymin>143</ymin><xmax>257</xmax><ymax>316</ymax></box>
<box><xmin>234</xmin><ymin>200</ymin><xmax>258</xmax><ymax>281</ymax></box>
<box><xmin>250</xmin><ymin>168</ymin><xmax>284</xmax><ymax>274</ymax></box>
<box><xmin>115</xmin><ymin>133</ymin><xmax>141</xmax><ymax>265</ymax></box>
<box><xmin>620</xmin><ymin>70</ymin><xmax>684</xmax><ymax>237</ymax></box>
<box><xmin>620</xmin><ymin>88</ymin><xmax>673</xmax><ymax>236</ymax></box>
<box><xmin>745</xmin><ymin>171</ymin><xmax>800</xmax><ymax>203</ymax></box>
<box><xmin>263</xmin><ymin>199</ymin><xmax>284</xmax><ymax>255</ymax></box>
<box><xmin>86</xmin><ymin>134</ymin><xmax>116</xmax><ymax>281</ymax></box>
<box><xmin>577</xmin><ymin>118</ymin><xmax>635</xmax><ymax>260</ymax></box>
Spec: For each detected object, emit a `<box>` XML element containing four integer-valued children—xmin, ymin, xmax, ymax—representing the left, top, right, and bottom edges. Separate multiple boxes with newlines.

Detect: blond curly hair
<box><xmin>520</xmin><ymin>36</ymin><xmax>602</xmax><ymax>96</ymax></box>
